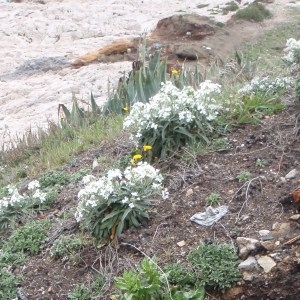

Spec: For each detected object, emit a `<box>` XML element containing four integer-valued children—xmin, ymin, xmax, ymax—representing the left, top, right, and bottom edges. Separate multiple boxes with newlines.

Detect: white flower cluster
<box><xmin>0</xmin><ymin>180</ymin><xmax>47</xmax><ymax>214</ymax></box>
<box><xmin>75</xmin><ymin>162</ymin><xmax>168</xmax><ymax>222</ymax></box>
<box><xmin>282</xmin><ymin>38</ymin><xmax>300</xmax><ymax>64</ymax></box>
<box><xmin>123</xmin><ymin>81</ymin><xmax>222</xmax><ymax>144</ymax></box>
<box><xmin>238</xmin><ymin>76</ymin><xmax>292</xmax><ymax>95</ymax></box>
<box><xmin>27</xmin><ymin>180</ymin><xmax>47</xmax><ymax>203</ymax></box>
<box><xmin>0</xmin><ymin>186</ymin><xmax>24</xmax><ymax>211</ymax></box>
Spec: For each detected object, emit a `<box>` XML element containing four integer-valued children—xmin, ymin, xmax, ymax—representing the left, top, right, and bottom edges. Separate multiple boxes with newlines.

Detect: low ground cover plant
<box><xmin>0</xmin><ymin>180</ymin><xmax>57</xmax><ymax>230</ymax></box>
<box><xmin>2</xmin><ymin>219</ymin><xmax>51</xmax><ymax>256</ymax></box>
<box><xmin>114</xmin><ymin>242</ymin><xmax>240</xmax><ymax>298</ymax></box>
<box><xmin>188</xmin><ymin>243</ymin><xmax>241</xmax><ymax>291</ymax></box>
<box><xmin>50</xmin><ymin>234</ymin><xmax>87</xmax><ymax>264</ymax></box>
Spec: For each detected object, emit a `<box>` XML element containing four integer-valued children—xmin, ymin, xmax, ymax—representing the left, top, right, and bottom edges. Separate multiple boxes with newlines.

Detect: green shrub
<box><xmin>2</xmin><ymin>220</ymin><xmax>51</xmax><ymax>255</ymax></box>
<box><xmin>123</xmin><ymin>81</ymin><xmax>225</xmax><ymax>159</ymax></box>
<box><xmin>164</xmin><ymin>263</ymin><xmax>196</xmax><ymax>288</ymax></box>
<box><xmin>0</xmin><ymin>181</ymin><xmax>57</xmax><ymax>231</ymax></box>
<box><xmin>223</xmin><ymin>1</ymin><xmax>239</xmax><ymax>14</ymax></box>
<box><xmin>0</xmin><ymin>268</ymin><xmax>20</xmax><ymax>300</ymax></box>
<box><xmin>39</xmin><ymin>170</ymin><xmax>70</xmax><ymax>188</ymax></box>
<box><xmin>114</xmin><ymin>257</ymin><xmax>164</xmax><ymax>300</ymax></box>
<box><xmin>188</xmin><ymin>243</ymin><xmax>241</xmax><ymax>291</ymax></box>
<box><xmin>75</xmin><ymin>163</ymin><xmax>168</xmax><ymax>242</ymax></box>
<box><xmin>235</xmin><ymin>3</ymin><xmax>272</xmax><ymax>22</ymax></box>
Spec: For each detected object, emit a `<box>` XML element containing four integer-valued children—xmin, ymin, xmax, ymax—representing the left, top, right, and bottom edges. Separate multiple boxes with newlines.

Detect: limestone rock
<box><xmin>257</xmin><ymin>255</ymin><xmax>276</xmax><ymax>273</ymax></box>
<box><xmin>238</xmin><ymin>256</ymin><xmax>258</xmax><ymax>271</ymax></box>
<box><xmin>236</xmin><ymin>237</ymin><xmax>261</xmax><ymax>259</ymax></box>
<box><xmin>258</xmin><ymin>229</ymin><xmax>270</xmax><ymax>237</ymax></box>
<box><xmin>285</xmin><ymin>168</ymin><xmax>298</xmax><ymax>180</ymax></box>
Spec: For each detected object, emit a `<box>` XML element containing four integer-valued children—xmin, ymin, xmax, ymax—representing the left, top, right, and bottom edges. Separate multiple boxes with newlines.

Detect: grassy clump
<box><xmin>0</xmin><ymin>115</ymin><xmax>124</xmax><ymax>187</ymax></box>
<box><xmin>223</xmin><ymin>1</ymin><xmax>239</xmax><ymax>14</ymax></box>
<box><xmin>235</xmin><ymin>3</ymin><xmax>272</xmax><ymax>22</ymax></box>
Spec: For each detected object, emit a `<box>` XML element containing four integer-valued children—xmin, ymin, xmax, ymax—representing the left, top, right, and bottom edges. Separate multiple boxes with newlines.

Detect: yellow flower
<box><xmin>130</xmin><ymin>158</ymin><xmax>136</xmax><ymax>166</ymax></box>
<box><xmin>143</xmin><ymin>145</ymin><xmax>152</xmax><ymax>152</ymax></box>
<box><xmin>122</xmin><ymin>107</ymin><xmax>129</xmax><ymax>111</ymax></box>
<box><xmin>171</xmin><ymin>69</ymin><xmax>179</xmax><ymax>76</ymax></box>
<box><xmin>132</xmin><ymin>154</ymin><xmax>142</xmax><ymax>161</ymax></box>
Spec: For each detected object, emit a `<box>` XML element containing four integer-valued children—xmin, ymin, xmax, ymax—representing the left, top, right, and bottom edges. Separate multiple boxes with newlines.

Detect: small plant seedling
<box><xmin>68</xmin><ymin>283</ymin><xmax>91</xmax><ymax>300</ymax></box>
<box><xmin>91</xmin><ymin>275</ymin><xmax>105</xmax><ymax>295</ymax></box>
<box><xmin>255</xmin><ymin>158</ymin><xmax>266</xmax><ymax>168</ymax></box>
<box><xmin>205</xmin><ymin>193</ymin><xmax>222</xmax><ymax>206</ymax></box>
<box><xmin>236</xmin><ymin>171</ymin><xmax>252</xmax><ymax>182</ymax></box>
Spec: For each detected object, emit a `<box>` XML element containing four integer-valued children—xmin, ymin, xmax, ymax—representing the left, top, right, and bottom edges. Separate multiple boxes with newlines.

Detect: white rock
<box><xmin>285</xmin><ymin>169</ymin><xmax>299</xmax><ymax>179</ymax></box>
<box><xmin>243</xmin><ymin>271</ymin><xmax>254</xmax><ymax>282</ymax></box>
<box><xmin>185</xmin><ymin>188</ymin><xmax>193</xmax><ymax>197</ymax></box>
<box><xmin>238</xmin><ymin>256</ymin><xmax>257</xmax><ymax>271</ymax></box>
<box><xmin>259</xmin><ymin>230</ymin><xmax>270</xmax><ymax>237</ymax></box>
<box><xmin>236</xmin><ymin>237</ymin><xmax>261</xmax><ymax>259</ymax></box>
<box><xmin>257</xmin><ymin>255</ymin><xmax>276</xmax><ymax>273</ymax></box>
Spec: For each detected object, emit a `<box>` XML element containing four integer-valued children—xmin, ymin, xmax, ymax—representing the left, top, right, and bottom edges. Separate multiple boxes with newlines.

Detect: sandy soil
<box><xmin>0</xmin><ymin>0</ymin><xmax>298</xmax><ymax>147</ymax></box>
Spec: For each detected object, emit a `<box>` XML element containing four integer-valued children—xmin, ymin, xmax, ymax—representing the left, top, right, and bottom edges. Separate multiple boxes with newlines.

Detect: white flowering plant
<box><xmin>282</xmin><ymin>38</ymin><xmax>300</xmax><ymax>65</ymax></box>
<box><xmin>0</xmin><ymin>180</ymin><xmax>56</xmax><ymax>230</ymax></box>
<box><xmin>123</xmin><ymin>81</ymin><xmax>224</xmax><ymax>159</ymax></box>
<box><xmin>238</xmin><ymin>76</ymin><xmax>292</xmax><ymax>96</ymax></box>
<box><xmin>75</xmin><ymin>162</ymin><xmax>168</xmax><ymax>242</ymax></box>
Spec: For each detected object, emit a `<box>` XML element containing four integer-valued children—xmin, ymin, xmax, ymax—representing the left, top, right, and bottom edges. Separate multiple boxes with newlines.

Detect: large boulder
<box><xmin>150</xmin><ymin>14</ymin><xmax>216</xmax><ymax>41</ymax></box>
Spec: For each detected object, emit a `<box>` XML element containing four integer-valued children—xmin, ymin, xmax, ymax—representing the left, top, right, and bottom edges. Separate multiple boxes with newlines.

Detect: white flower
<box><xmin>238</xmin><ymin>76</ymin><xmax>292</xmax><ymax>95</ymax></box>
<box><xmin>75</xmin><ymin>162</ymin><xmax>167</xmax><ymax>223</ymax></box>
<box><xmin>107</xmin><ymin>169</ymin><xmax>122</xmax><ymax>180</ymax></box>
<box><xmin>6</xmin><ymin>184</ymin><xmax>15</xmax><ymax>195</ymax></box>
<box><xmin>162</xmin><ymin>188</ymin><xmax>169</xmax><ymax>200</ymax></box>
<box><xmin>282</xmin><ymin>38</ymin><xmax>300</xmax><ymax>64</ymax></box>
<box><xmin>82</xmin><ymin>175</ymin><xmax>96</xmax><ymax>184</ymax></box>
<box><xmin>122</xmin><ymin>197</ymin><xmax>129</xmax><ymax>204</ymax></box>
<box><xmin>123</xmin><ymin>80</ymin><xmax>223</xmax><ymax>143</ymax></box>
<box><xmin>10</xmin><ymin>188</ymin><xmax>24</xmax><ymax>205</ymax></box>
<box><xmin>32</xmin><ymin>189</ymin><xmax>47</xmax><ymax>203</ymax></box>
<box><xmin>28</xmin><ymin>180</ymin><xmax>40</xmax><ymax>190</ymax></box>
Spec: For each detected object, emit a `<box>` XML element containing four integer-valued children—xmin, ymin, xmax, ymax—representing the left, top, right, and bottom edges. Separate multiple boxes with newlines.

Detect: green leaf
<box><xmin>90</xmin><ymin>92</ymin><xmax>101</xmax><ymax>115</ymax></box>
